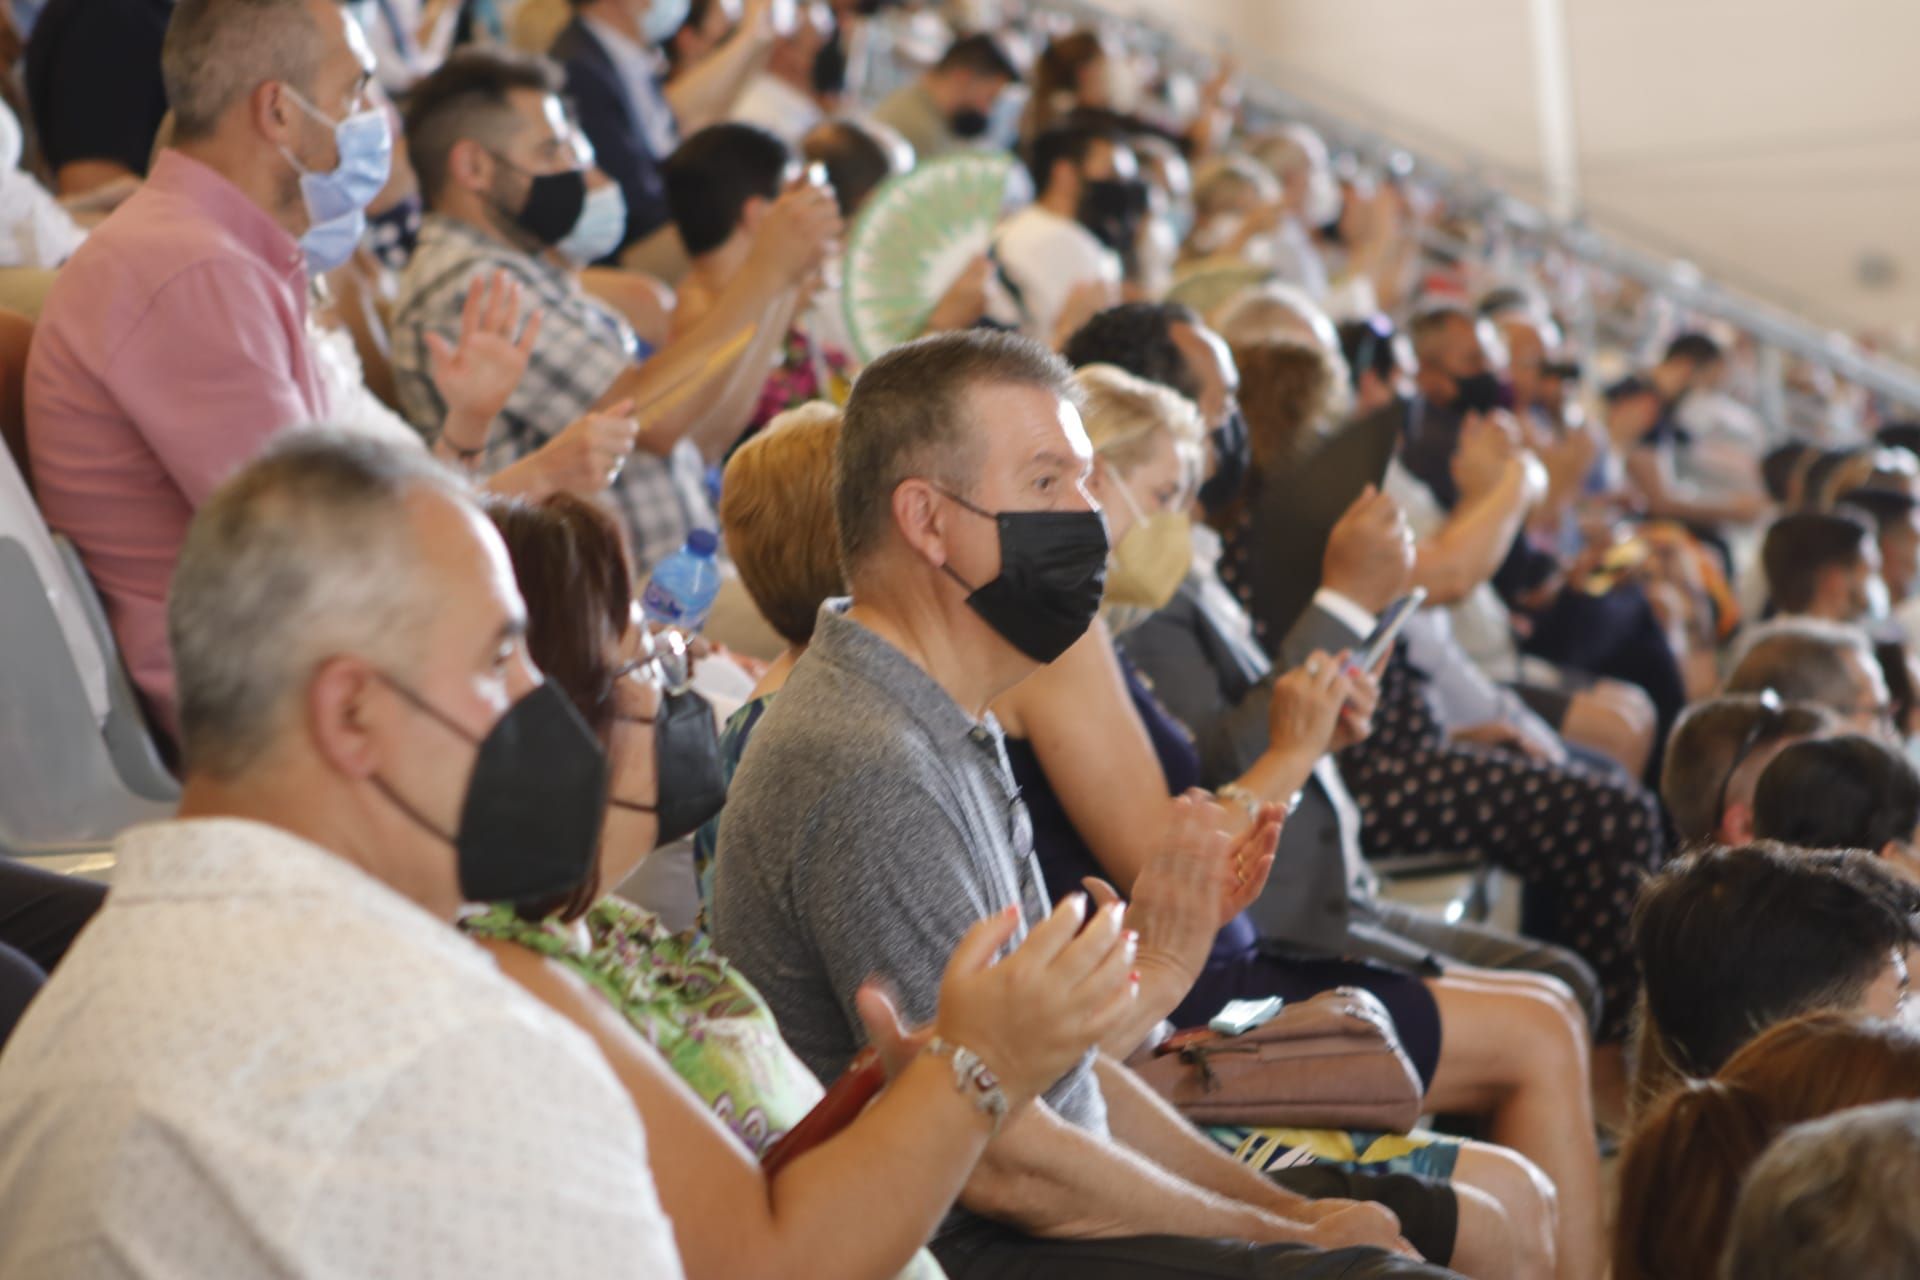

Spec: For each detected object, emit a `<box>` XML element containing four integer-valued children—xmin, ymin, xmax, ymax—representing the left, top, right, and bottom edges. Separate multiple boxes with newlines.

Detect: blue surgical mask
<box><xmin>558</xmin><ymin>182</ymin><xmax>628</xmax><ymax>265</ymax></box>
<box><xmin>301</xmin><ymin>208</ymin><xmax>368</xmax><ymax>273</ymax></box>
<box><xmin>279</xmin><ymin>83</ymin><xmax>393</xmax><ymax>232</ymax></box>
<box><xmin>642</xmin><ymin>0</ymin><xmax>691</xmax><ymax>45</ymax></box>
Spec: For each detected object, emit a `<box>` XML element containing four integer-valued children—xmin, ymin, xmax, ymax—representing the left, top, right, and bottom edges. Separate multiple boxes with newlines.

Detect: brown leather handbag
<box><xmin>1125</xmin><ymin>988</ymin><xmax>1424</xmax><ymax>1133</ymax></box>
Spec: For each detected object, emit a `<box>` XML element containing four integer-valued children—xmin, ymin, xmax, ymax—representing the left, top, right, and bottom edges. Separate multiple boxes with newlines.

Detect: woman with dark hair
<box><xmin>1614</xmin><ymin>1012</ymin><xmax>1920</xmax><ymax>1280</ymax></box>
<box><xmin>1020</xmin><ymin>30</ymin><xmax>1112</xmax><ymax>143</ymax></box>
<box><xmin>461</xmin><ymin>492</ymin><xmax>1142</xmax><ymax>1280</ymax></box>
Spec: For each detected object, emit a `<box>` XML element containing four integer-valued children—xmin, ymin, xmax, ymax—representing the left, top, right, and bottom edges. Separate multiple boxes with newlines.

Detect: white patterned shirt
<box><xmin>0</xmin><ymin>817</ymin><xmax>684</xmax><ymax>1280</ymax></box>
<box><xmin>391</xmin><ymin>214</ymin><xmax>717</xmax><ymax>574</ymax></box>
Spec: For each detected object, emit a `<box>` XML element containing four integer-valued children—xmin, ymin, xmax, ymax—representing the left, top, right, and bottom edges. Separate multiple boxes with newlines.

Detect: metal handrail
<box><xmin>1041</xmin><ymin>0</ymin><xmax>1920</xmax><ymax>416</ymax></box>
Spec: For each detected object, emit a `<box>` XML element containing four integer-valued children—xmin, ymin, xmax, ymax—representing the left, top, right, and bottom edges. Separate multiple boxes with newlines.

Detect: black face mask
<box><xmin>948</xmin><ymin>106</ymin><xmax>992</xmax><ymax>139</ymax></box>
<box><xmin>610</xmin><ymin>681</ymin><xmax>729</xmax><ymax>848</ymax></box>
<box><xmin>1075</xmin><ymin>177</ymin><xmax>1148</xmax><ymax>255</ymax></box>
<box><xmin>372</xmin><ymin>677</ymin><xmax>608</xmax><ymax>908</ymax></box>
<box><xmin>1449</xmin><ymin>371</ymin><xmax>1508</xmax><ymax>416</ymax></box>
<box><xmin>1198</xmin><ymin>407</ymin><xmax>1252</xmax><ymax>517</ymax></box>
<box><xmin>491</xmin><ymin>157</ymin><xmax>587</xmax><ymax>248</ymax></box>
<box><xmin>935</xmin><ymin>486</ymin><xmax>1109</xmax><ymax>664</ymax></box>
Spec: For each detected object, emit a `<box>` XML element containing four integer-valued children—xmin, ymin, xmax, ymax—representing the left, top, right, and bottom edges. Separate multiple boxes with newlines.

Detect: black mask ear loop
<box><xmin>365</xmin><ymin>670</ymin><xmax>481</xmax><ymax>845</ymax></box>
<box><xmin>930</xmin><ymin>484</ymin><xmax>990</xmax><ymax>597</ymax></box>
<box><xmin>607</xmin><ymin>704</ymin><xmax>661</xmax><ymax>817</ymax></box>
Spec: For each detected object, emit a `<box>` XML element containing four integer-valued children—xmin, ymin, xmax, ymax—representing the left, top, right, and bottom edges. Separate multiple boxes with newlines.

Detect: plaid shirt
<box><xmin>391</xmin><ymin>214</ymin><xmax>716</xmax><ymax>574</ymax></box>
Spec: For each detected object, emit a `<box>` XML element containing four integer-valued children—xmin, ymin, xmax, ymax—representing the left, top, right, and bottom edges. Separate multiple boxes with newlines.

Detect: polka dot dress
<box><xmin>1338</xmin><ymin>651</ymin><xmax>1665</xmax><ymax>1043</ymax></box>
<box><xmin>1220</xmin><ymin>509</ymin><xmax>1666</xmax><ymax>1043</ymax></box>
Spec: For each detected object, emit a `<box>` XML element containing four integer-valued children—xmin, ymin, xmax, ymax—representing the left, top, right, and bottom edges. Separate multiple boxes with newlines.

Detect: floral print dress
<box><xmin>466</xmin><ymin>898</ymin><xmax>949</xmax><ymax>1280</ymax></box>
<box><xmin>465</xmin><ymin>897</ymin><xmax>822</xmax><ymax>1156</ymax></box>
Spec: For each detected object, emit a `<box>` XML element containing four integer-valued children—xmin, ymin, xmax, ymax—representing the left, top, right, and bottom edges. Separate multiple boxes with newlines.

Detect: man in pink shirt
<box><xmin>25</xmin><ymin>0</ymin><xmax>631</xmax><ymax>740</ymax></box>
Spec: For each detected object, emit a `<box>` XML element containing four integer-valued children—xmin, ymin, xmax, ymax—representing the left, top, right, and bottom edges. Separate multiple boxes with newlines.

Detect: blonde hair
<box><xmin>1074</xmin><ymin>363</ymin><xmax>1205</xmax><ymax>488</ymax></box>
<box><xmin>1190</xmin><ymin>153</ymin><xmax>1281</xmax><ymax>221</ymax></box>
<box><xmin>719</xmin><ymin>402</ymin><xmax>845</xmax><ymax>647</ymax></box>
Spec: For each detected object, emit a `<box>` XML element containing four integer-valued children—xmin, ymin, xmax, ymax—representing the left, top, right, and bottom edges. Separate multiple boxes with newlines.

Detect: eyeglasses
<box><xmin>1713</xmin><ymin>688</ymin><xmax>1784</xmax><ymax>830</ymax></box>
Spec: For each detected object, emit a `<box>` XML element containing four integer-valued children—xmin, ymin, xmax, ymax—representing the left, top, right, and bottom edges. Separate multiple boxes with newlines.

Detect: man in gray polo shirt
<box><xmin>712</xmin><ymin>331</ymin><xmax>1460</xmax><ymax>1279</ymax></box>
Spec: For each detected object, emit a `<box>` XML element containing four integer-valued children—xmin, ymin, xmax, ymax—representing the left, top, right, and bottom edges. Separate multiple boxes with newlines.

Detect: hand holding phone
<box><xmin>1353</xmin><ymin>588</ymin><xmax>1427</xmax><ymax>673</ymax></box>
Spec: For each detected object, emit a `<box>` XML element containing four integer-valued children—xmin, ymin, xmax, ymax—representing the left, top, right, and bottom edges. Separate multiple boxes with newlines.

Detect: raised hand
<box><xmin>925</xmin><ymin>256</ymin><xmax>992</xmax><ymax>334</ymax></box>
<box><xmin>747</xmin><ymin>183</ymin><xmax>845</xmax><ymax>289</ymax></box>
<box><xmin>1321</xmin><ymin>486</ymin><xmax>1415</xmax><ymax>613</ymax></box>
<box><xmin>530</xmin><ymin>400</ymin><xmax>640</xmax><ymax>498</ymax></box>
<box><xmin>1451</xmin><ymin>410</ymin><xmax>1520</xmax><ymax>501</ymax></box>
<box><xmin>927</xmin><ymin>894</ymin><xmax>1138</xmax><ymax>1109</ymax></box>
<box><xmin>428</xmin><ymin>270</ymin><xmax>544</xmax><ymax>444</ymax></box>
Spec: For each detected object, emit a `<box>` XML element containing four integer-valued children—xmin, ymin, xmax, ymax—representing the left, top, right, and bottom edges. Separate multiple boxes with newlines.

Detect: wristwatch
<box><xmin>925</xmin><ymin>1037</ymin><xmax>1009</xmax><ymax>1136</ymax></box>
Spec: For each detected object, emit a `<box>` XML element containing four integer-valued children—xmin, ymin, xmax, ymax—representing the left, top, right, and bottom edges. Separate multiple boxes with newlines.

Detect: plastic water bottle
<box><xmin>640</xmin><ymin>529</ymin><xmax>722</xmax><ymax>632</ymax></box>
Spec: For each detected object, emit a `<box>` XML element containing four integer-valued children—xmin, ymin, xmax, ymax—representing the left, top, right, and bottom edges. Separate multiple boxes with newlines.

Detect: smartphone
<box><xmin>1354</xmin><ymin>588</ymin><xmax>1427</xmax><ymax>671</ymax></box>
<box><xmin>1209</xmin><ymin>995</ymin><xmax>1285</xmax><ymax>1037</ymax></box>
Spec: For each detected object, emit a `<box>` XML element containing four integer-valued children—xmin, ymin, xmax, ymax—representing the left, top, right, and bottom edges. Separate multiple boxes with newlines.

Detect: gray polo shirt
<box><xmin>711</xmin><ymin>602</ymin><xmax>1110</xmax><ymax>1166</ymax></box>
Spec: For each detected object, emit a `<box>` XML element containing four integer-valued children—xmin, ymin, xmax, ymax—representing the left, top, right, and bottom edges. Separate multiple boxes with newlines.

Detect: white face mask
<box><xmin>1865</xmin><ymin>574</ymin><xmax>1894</xmax><ymax>625</ymax></box>
<box><xmin>557</xmin><ymin>182</ymin><xmax>628</xmax><ymax>265</ymax></box>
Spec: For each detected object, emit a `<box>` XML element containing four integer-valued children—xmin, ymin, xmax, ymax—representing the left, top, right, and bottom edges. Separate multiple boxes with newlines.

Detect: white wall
<box><xmin>1085</xmin><ymin>0</ymin><xmax>1920</xmax><ymax>344</ymax></box>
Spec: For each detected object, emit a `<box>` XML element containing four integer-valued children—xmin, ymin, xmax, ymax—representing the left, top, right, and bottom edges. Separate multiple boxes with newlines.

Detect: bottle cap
<box><xmin>686</xmin><ymin>529</ymin><xmax>719</xmax><ymax>557</ymax></box>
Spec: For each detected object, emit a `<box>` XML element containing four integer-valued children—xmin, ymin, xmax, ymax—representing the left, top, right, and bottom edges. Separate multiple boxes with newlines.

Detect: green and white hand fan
<box><xmin>840</xmin><ymin>152</ymin><xmax>1019</xmax><ymax>364</ymax></box>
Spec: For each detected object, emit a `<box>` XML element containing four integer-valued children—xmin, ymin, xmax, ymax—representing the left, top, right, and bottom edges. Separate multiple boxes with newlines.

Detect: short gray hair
<box><xmin>836</xmin><ymin>329</ymin><xmax>1080</xmax><ymax>571</ymax></box>
<box><xmin>163</xmin><ymin>0</ymin><xmax>321</xmax><ymax>142</ymax></box>
<box><xmin>169</xmin><ymin>430</ymin><xmax>467</xmax><ymax>778</ymax></box>
<box><xmin>1723</xmin><ymin>1101</ymin><xmax>1920</xmax><ymax>1280</ymax></box>
<box><xmin>1727</xmin><ymin>617</ymin><xmax>1876</xmax><ymax>711</ymax></box>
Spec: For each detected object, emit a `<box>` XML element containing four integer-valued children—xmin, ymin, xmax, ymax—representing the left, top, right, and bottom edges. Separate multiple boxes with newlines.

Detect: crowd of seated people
<box><xmin>3</xmin><ymin>1</ymin><xmax>1920</xmax><ymax>1277</ymax></box>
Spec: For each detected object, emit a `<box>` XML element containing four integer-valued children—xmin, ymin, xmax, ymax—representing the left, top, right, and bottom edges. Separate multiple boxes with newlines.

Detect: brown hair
<box><xmin>1021</xmin><ymin>29</ymin><xmax>1104</xmax><ymax>139</ymax></box>
<box><xmin>484</xmin><ymin>493</ymin><xmax>635</xmax><ymax>921</ymax></box>
<box><xmin>836</xmin><ymin>329</ymin><xmax>1078</xmax><ymax>573</ymax></box>
<box><xmin>1235</xmin><ymin>339</ymin><xmax>1339</xmax><ymax>476</ymax></box>
<box><xmin>1614</xmin><ymin>1012</ymin><xmax>1920</xmax><ymax>1280</ymax></box>
<box><xmin>719</xmin><ymin>403</ymin><xmax>845</xmax><ymax>647</ymax></box>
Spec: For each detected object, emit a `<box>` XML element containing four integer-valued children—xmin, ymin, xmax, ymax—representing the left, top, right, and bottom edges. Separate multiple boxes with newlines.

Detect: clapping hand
<box><xmin>1082</xmin><ymin>793</ymin><xmax>1283</xmax><ymax>1012</ymax></box>
<box><xmin>887</xmin><ymin>895</ymin><xmax>1139</xmax><ymax>1112</ymax></box>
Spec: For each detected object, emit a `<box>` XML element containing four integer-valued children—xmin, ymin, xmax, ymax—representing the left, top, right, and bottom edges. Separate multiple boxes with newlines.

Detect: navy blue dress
<box><xmin>1005</xmin><ymin>645</ymin><xmax>1443</xmax><ymax>1090</ymax></box>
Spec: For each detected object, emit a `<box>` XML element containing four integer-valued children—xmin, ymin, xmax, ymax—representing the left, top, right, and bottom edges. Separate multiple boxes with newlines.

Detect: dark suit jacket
<box><xmin>552</xmin><ymin>18</ymin><xmax>674</xmax><ymax>257</ymax></box>
<box><xmin>1121</xmin><ymin>584</ymin><xmax>1361</xmax><ymax>956</ymax></box>
<box><xmin>1240</xmin><ymin>401</ymin><xmax>1403</xmax><ymax>647</ymax></box>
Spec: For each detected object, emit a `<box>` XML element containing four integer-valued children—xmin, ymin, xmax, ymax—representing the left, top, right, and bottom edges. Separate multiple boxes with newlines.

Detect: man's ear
<box><xmin>449</xmin><ymin>137</ymin><xmax>497</xmax><ymax>195</ymax></box>
<box><xmin>739</xmin><ymin>193</ymin><xmax>773</xmax><ymax>237</ymax></box>
<box><xmin>250</xmin><ymin>79</ymin><xmax>301</xmax><ymax>152</ymax></box>
<box><xmin>308</xmin><ymin>656</ymin><xmax>386</xmax><ymax>780</ymax></box>
<box><xmin>889</xmin><ymin>477</ymin><xmax>949</xmax><ymax>571</ymax></box>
